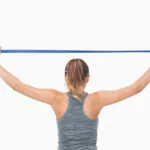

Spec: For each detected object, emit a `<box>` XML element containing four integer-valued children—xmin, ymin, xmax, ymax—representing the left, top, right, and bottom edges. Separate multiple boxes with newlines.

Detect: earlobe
<box><xmin>65</xmin><ymin>72</ymin><xmax>67</xmax><ymax>76</ymax></box>
<box><xmin>85</xmin><ymin>75</ymin><xmax>90</xmax><ymax>83</ymax></box>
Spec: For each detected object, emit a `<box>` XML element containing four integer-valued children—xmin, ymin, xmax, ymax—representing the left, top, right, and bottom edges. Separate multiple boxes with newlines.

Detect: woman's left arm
<box><xmin>0</xmin><ymin>65</ymin><xmax>56</xmax><ymax>105</ymax></box>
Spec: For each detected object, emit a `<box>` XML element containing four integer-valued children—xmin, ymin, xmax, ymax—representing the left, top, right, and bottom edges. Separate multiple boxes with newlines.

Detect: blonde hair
<box><xmin>65</xmin><ymin>58</ymin><xmax>89</xmax><ymax>100</ymax></box>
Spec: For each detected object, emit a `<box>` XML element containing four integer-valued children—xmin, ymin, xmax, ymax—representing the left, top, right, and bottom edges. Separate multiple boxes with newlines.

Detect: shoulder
<box><xmin>50</xmin><ymin>89</ymin><xmax>65</xmax><ymax>98</ymax></box>
<box><xmin>52</xmin><ymin>90</ymin><xmax>98</xmax><ymax>99</ymax></box>
<box><xmin>51</xmin><ymin>89</ymin><xmax>99</xmax><ymax>104</ymax></box>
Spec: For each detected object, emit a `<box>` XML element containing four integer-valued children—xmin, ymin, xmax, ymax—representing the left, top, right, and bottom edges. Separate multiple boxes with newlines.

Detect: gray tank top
<box><xmin>56</xmin><ymin>91</ymin><xmax>99</xmax><ymax>150</ymax></box>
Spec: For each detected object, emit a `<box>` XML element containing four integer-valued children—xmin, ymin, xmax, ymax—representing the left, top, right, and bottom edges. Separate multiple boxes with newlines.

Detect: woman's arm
<box><xmin>95</xmin><ymin>68</ymin><xmax>150</xmax><ymax>107</ymax></box>
<box><xmin>0</xmin><ymin>65</ymin><xmax>57</xmax><ymax>105</ymax></box>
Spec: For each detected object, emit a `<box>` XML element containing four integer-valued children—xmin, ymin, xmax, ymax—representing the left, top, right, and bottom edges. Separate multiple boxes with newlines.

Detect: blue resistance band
<box><xmin>1</xmin><ymin>50</ymin><xmax>150</xmax><ymax>53</ymax></box>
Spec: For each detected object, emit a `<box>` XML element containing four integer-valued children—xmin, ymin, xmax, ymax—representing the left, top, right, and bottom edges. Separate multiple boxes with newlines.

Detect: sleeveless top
<box><xmin>56</xmin><ymin>91</ymin><xmax>99</xmax><ymax>150</ymax></box>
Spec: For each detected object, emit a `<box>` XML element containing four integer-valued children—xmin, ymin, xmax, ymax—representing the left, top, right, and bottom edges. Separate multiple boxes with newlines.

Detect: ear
<box><xmin>85</xmin><ymin>74</ymin><xmax>90</xmax><ymax>83</ymax></box>
<box><xmin>65</xmin><ymin>72</ymin><xmax>67</xmax><ymax>76</ymax></box>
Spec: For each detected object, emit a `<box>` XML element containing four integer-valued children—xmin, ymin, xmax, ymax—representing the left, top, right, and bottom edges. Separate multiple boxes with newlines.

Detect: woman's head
<box><xmin>65</xmin><ymin>58</ymin><xmax>89</xmax><ymax>100</ymax></box>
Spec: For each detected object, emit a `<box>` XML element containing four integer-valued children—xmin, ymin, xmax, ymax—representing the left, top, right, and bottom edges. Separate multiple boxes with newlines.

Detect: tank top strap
<box><xmin>66</xmin><ymin>91</ymin><xmax>71</xmax><ymax>98</ymax></box>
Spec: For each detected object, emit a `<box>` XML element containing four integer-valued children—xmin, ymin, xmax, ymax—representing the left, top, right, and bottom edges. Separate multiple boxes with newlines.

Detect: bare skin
<box><xmin>0</xmin><ymin>46</ymin><xmax>150</xmax><ymax>120</ymax></box>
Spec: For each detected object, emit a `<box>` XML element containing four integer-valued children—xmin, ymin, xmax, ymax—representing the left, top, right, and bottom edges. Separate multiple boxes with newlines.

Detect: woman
<box><xmin>0</xmin><ymin>48</ymin><xmax>150</xmax><ymax>150</ymax></box>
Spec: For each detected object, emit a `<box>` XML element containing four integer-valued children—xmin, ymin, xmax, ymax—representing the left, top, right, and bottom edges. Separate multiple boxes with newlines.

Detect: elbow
<box><xmin>132</xmin><ymin>83</ymin><xmax>142</xmax><ymax>95</ymax></box>
<box><xmin>12</xmin><ymin>83</ymin><xmax>22</xmax><ymax>91</ymax></box>
<box><xmin>134</xmin><ymin>85</ymin><xmax>142</xmax><ymax>94</ymax></box>
<box><xmin>12</xmin><ymin>84</ymin><xmax>18</xmax><ymax>91</ymax></box>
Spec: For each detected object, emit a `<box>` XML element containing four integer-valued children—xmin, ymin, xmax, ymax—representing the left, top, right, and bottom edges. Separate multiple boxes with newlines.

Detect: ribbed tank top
<box><xmin>56</xmin><ymin>91</ymin><xmax>99</xmax><ymax>150</ymax></box>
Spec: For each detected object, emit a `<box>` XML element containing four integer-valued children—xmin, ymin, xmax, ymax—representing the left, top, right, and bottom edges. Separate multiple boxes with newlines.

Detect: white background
<box><xmin>0</xmin><ymin>0</ymin><xmax>150</xmax><ymax>150</ymax></box>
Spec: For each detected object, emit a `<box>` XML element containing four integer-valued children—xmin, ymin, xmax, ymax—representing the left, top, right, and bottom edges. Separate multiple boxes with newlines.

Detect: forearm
<box><xmin>133</xmin><ymin>69</ymin><xmax>150</xmax><ymax>92</ymax></box>
<box><xmin>0</xmin><ymin>65</ymin><xmax>22</xmax><ymax>89</ymax></box>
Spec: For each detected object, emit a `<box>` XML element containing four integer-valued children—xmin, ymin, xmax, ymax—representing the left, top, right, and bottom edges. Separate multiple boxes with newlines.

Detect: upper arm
<box><xmin>13</xmin><ymin>83</ymin><xmax>58</xmax><ymax>105</ymax></box>
<box><xmin>95</xmin><ymin>83</ymin><xmax>140</xmax><ymax>107</ymax></box>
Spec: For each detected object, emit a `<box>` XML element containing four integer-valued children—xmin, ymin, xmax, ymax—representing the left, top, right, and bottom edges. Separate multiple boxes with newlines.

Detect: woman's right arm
<box><xmin>95</xmin><ymin>68</ymin><xmax>150</xmax><ymax>107</ymax></box>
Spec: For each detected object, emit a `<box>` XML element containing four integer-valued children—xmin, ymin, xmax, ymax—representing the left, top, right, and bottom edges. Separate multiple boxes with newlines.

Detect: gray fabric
<box><xmin>56</xmin><ymin>91</ymin><xmax>99</xmax><ymax>150</ymax></box>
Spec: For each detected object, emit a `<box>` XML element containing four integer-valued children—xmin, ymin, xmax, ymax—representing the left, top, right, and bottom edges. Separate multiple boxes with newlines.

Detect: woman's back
<box><xmin>53</xmin><ymin>91</ymin><xmax>100</xmax><ymax>150</ymax></box>
<box><xmin>0</xmin><ymin>56</ymin><xmax>149</xmax><ymax>150</ymax></box>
